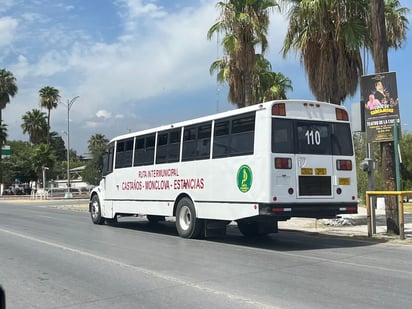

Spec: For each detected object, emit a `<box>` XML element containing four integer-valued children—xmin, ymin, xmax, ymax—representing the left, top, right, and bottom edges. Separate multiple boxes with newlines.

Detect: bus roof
<box><xmin>110</xmin><ymin>100</ymin><xmax>347</xmax><ymax>143</ymax></box>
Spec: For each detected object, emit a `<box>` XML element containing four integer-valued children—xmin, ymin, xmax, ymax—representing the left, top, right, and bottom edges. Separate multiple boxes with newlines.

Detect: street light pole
<box><xmin>65</xmin><ymin>96</ymin><xmax>79</xmax><ymax>199</ymax></box>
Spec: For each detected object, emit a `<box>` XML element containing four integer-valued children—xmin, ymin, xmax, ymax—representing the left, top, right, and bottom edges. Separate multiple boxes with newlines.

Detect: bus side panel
<box><xmin>195</xmin><ymin>202</ymin><xmax>258</xmax><ymax>221</ymax></box>
<box><xmin>113</xmin><ymin>200</ymin><xmax>173</xmax><ymax>217</ymax></box>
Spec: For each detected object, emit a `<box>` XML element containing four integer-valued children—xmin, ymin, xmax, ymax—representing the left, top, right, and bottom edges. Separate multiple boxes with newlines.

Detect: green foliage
<box><xmin>82</xmin><ymin>158</ymin><xmax>102</xmax><ymax>186</ymax></box>
<box><xmin>0</xmin><ymin>68</ymin><xmax>18</xmax><ymax>110</ymax></box>
<box><xmin>1</xmin><ymin>140</ymin><xmax>37</xmax><ymax>185</ymax></box>
<box><xmin>39</xmin><ymin>86</ymin><xmax>60</xmax><ymax>142</ymax></box>
<box><xmin>21</xmin><ymin>109</ymin><xmax>48</xmax><ymax>144</ymax></box>
<box><xmin>208</xmin><ymin>0</ymin><xmax>280</xmax><ymax>107</ymax></box>
<box><xmin>49</xmin><ymin>131</ymin><xmax>66</xmax><ymax>161</ymax></box>
<box><xmin>399</xmin><ymin>131</ymin><xmax>412</xmax><ymax>190</ymax></box>
<box><xmin>81</xmin><ymin>134</ymin><xmax>109</xmax><ymax>185</ymax></box>
<box><xmin>31</xmin><ymin>143</ymin><xmax>56</xmax><ymax>182</ymax></box>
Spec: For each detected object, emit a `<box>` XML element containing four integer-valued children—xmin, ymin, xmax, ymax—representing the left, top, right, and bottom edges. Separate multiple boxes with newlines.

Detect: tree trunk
<box><xmin>371</xmin><ymin>0</ymin><xmax>399</xmax><ymax>234</ymax></box>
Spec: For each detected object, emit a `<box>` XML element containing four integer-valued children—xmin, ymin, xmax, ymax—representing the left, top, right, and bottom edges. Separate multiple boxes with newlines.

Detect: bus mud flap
<box><xmin>204</xmin><ymin>220</ymin><xmax>229</xmax><ymax>238</ymax></box>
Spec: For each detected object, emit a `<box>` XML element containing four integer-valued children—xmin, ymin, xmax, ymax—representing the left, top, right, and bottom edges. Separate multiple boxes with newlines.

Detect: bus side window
<box><xmin>103</xmin><ymin>143</ymin><xmax>114</xmax><ymax>176</ymax></box>
<box><xmin>115</xmin><ymin>138</ymin><xmax>134</xmax><ymax>168</ymax></box>
<box><xmin>182</xmin><ymin>126</ymin><xmax>197</xmax><ymax>161</ymax></box>
<box><xmin>168</xmin><ymin>129</ymin><xmax>181</xmax><ymax>163</ymax></box>
<box><xmin>230</xmin><ymin>113</ymin><xmax>255</xmax><ymax>156</ymax></box>
<box><xmin>156</xmin><ymin>129</ymin><xmax>181</xmax><ymax>164</ymax></box>
<box><xmin>197</xmin><ymin>123</ymin><xmax>211</xmax><ymax>159</ymax></box>
<box><xmin>213</xmin><ymin>120</ymin><xmax>230</xmax><ymax>158</ymax></box>
<box><xmin>134</xmin><ymin>137</ymin><xmax>145</xmax><ymax>166</ymax></box>
<box><xmin>134</xmin><ymin>134</ymin><xmax>155</xmax><ymax>166</ymax></box>
<box><xmin>182</xmin><ymin>122</ymin><xmax>211</xmax><ymax>161</ymax></box>
<box><xmin>145</xmin><ymin>135</ymin><xmax>155</xmax><ymax>164</ymax></box>
<box><xmin>156</xmin><ymin>132</ymin><xmax>168</xmax><ymax>164</ymax></box>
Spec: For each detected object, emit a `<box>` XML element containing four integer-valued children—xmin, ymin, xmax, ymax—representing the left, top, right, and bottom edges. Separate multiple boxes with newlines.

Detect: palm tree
<box><xmin>282</xmin><ymin>0</ymin><xmax>369</xmax><ymax>104</ymax></box>
<box><xmin>88</xmin><ymin>133</ymin><xmax>109</xmax><ymax>156</ymax></box>
<box><xmin>83</xmin><ymin>134</ymin><xmax>109</xmax><ymax>185</ymax></box>
<box><xmin>253</xmin><ymin>55</ymin><xmax>292</xmax><ymax>102</ymax></box>
<box><xmin>382</xmin><ymin>0</ymin><xmax>409</xmax><ymax>49</ymax></box>
<box><xmin>208</xmin><ymin>0</ymin><xmax>279</xmax><ymax>107</ymax></box>
<box><xmin>31</xmin><ymin>143</ymin><xmax>56</xmax><ymax>185</ymax></box>
<box><xmin>21</xmin><ymin>109</ymin><xmax>48</xmax><ymax>145</ymax></box>
<box><xmin>39</xmin><ymin>86</ymin><xmax>60</xmax><ymax>143</ymax></box>
<box><xmin>0</xmin><ymin>68</ymin><xmax>18</xmax><ymax>126</ymax></box>
<box><xmin>281</xmin><ymin>0</ymin><xmax>408</xmax><ymax>105</ymax></box>
<box><xmin>369</xmin><ymin>0</ymin><xmax>409</xmax><ymax>235</ymax></box>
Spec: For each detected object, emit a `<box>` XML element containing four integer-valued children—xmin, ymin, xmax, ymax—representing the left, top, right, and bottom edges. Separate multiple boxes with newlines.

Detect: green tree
<box><xmin>0</xmin><ymin>68</ymin><xmax>18</xmax><ymax>127</ymax></box>
<box><xmin>82</xmin><ymin>134</ymin><xmax>109</xmax><ymax>185</ymax></box>
<box><xmin>0</xmin><ymin>68</ymin><xmax>18</xmax><ymax>182</ymax></box>
<box><xmin>21</xmin><ymin>109</ymin><xmax>48</xmax><ymax>144</ymax></box>
<box><xmin>1</xmin><ymin>140</ymin><xmax>37</xmax><ymax>186</ymax></box>
<box><xmin>282</xmin><ymin>0</ymin><xmax>368</xmax><ymax>104</ymax></box>
<box><xmin>370</xmin><ymin>0</ymin><xmax>409</xmax><ymax>234</ymax></box>
<box><xmin>399</xmin><ymin>132</ymin><xmax>412</xmax><ymax>191</ymax></box>
<box><xmin>253</xmin><ymin>55</ymin><xmax>292</xmax><ymax>102</ymax></box>
<box><xmin>0</xmin><ymin>121</ymin><xmax>7</xmax><ymax>184</ymax></box>
<box><xmin>208</xmin><ymin>0</ymin><xmax>279</xmax><ymax>107</ymax></box>
<box><xmin>39</xmin><ymin>86</ymin><xmax>60</xmax><ymax>143</ymax></box>
<box><xmin>88</xmin><ymin>133</ymin><xmax>109</xmax><ymax>156</ymax></box>
<box><xmin>49</xmin><ymin>131</ymin><xmax>67</xmax><ymax>162</ymax></box>
<box><xmin>31</xmin><ymin>143</ymin><xmax>56</xmax><ymax>185</ymax></box>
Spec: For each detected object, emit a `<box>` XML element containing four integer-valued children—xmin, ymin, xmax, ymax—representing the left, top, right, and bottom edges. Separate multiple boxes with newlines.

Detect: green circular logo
<box><xmin>237</xmin><ymin>165</ymin><xmax>253</xmax><ymax>193</ymax></box>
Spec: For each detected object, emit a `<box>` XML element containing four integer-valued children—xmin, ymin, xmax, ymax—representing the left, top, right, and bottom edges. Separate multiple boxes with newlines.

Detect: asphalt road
<box><xmin>1</xmin><ymin>200</ymin><xmax>412</xmax><ymax>308</ymax></box>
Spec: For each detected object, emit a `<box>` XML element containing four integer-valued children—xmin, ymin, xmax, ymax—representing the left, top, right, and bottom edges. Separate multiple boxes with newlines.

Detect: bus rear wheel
<box><xmin>90</xmin><ymin>195</ymin><xmax>105</xmax><ymax>225</ymax></box>
<box><xmin>176</xmin><ymin>197</ymin><xmax>203</xmax><ymax>239</ymax></box>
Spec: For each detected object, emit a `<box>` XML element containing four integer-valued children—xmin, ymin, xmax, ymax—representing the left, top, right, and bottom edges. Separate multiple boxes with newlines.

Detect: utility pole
<box><xmin>64</xmin><ymin>96</ymin><xmax>79</xmax><ymax>199</ymax></box>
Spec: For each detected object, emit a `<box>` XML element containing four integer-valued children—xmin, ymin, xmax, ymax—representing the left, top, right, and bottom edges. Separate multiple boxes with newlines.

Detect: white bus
<box><xmin>89</xmin><ymin>100</ymin><xmax>358</xmax><ymax>238</ymax></box>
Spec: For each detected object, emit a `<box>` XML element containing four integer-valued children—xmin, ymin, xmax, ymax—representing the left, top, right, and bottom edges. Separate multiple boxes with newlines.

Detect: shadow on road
<box><xmin>103</xmin><ymin>217</ymin><xmax>385</xmax><ymax>251</ymax></box>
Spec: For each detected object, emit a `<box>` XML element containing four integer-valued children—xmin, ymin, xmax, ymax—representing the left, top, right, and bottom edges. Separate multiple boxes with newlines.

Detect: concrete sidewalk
<box><xmin>279</xmin><ymin>206</ymin><xmax>412</xmax><ymax>243</ymax></box>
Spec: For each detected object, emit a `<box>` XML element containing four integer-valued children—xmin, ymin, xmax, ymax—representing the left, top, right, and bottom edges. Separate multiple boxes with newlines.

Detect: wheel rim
<box><xmin>91</xmin><ymin>199</ymin><xmax>100</xmax><ymax>220</ymax></box>
<box><xmin>178</xmin><ymin>205</ymin><xmax>191</xmax><ymax>231</ymax></box>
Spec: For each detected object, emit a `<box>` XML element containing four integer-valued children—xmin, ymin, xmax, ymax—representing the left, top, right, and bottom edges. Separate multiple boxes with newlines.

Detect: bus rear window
<box><xmin>272</xmin><ymin>119</ymin><xmax>353</xmax><ymax>156</ymax></box>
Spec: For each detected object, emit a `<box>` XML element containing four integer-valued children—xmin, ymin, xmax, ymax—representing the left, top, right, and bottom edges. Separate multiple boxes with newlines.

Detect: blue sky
<box><xmin>0</xmin><ymin>0</ymin><xmax>411</xmax><ymax>154</ymax></box>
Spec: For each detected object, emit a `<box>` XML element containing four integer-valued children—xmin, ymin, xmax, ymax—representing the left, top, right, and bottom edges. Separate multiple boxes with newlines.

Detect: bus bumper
<box><xmin>258</xmin><ymin>202</ymin><xmax>358</xmax><ymax>220</ymax></box>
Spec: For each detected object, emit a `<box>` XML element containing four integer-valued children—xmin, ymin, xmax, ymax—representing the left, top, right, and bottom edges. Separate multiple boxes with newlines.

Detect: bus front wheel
<box><xmin>176</xmin><ymin>198</ymin><xmax>203</xmax><ymax>239</ymax></box>
<box><xmin>90</xmin><ymin>195</ymin><xmax>105</xmax><ymax>225</ymax></box>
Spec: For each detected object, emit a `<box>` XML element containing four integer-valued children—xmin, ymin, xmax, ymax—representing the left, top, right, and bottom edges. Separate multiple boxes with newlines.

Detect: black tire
<box><xmin>147</xmin><ymin>215</ymin><xmax>165</xmax><ymax>224</ymax></box>
<box><xmin>175</xmin><ymin>197</ymin><xmax>203</xmax><ymax>239</ymax></box>
<box><xmin>237</xmin><ymin>220</ymin><xmax>260</xmax><ymax>237</ymax></box>
<box><xmin>90</xmin><ymin>195</ymin><xmax>105</xmax><ymax>225</ymax></box>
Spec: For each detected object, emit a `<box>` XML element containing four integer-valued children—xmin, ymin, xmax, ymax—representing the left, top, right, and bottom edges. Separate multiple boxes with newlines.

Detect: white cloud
<box><xmin>96</xmin><ymin>110</ymin><xmax>112</xmax><ymax>119</ymax></box>
<box><xmin>0</xmin><ymin>0</ymin><xmax>295</xmax><ymax>153</ymax></box>
<box><xmin>0</xmin><ymin>17</ymin><xmax>18</xmax><ymax>48</ymax></box>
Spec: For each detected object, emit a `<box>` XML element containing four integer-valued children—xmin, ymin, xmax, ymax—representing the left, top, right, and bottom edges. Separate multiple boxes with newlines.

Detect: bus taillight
<box><xmin>336</xmin><ymin>159</ymin><xmax>352</xmax><ymax>170</ymax></box>
<box><xmin>335</xmin><ymin>108</ymin><xmax>349</xmax><ymax>121</ymax></box>
<box><xmin>272</xmin><ymin>103</ymin><xmax>286</xmax><ymax>116</ymax></box>
<box><xmin>275</xmin><ymin>157</ymin><xmax>292</xmax><ymax>169</ymax></box>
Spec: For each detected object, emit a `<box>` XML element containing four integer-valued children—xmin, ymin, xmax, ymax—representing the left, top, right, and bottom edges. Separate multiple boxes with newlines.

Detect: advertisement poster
<box><xmin>360</xmin><ymin>72</ymin><xmax>400</xmax><ymax>143</ymax></box>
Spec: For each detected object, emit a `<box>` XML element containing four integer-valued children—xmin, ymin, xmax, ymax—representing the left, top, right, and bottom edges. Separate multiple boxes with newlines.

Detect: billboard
<box><xmin>360</xmin><ymin>72</ymin><xmax>400</xmax><ymax>143</ymax></box>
